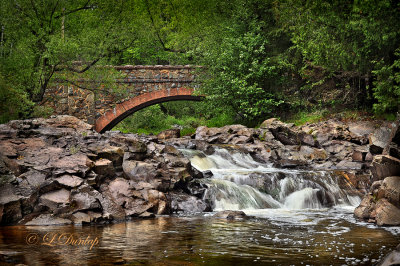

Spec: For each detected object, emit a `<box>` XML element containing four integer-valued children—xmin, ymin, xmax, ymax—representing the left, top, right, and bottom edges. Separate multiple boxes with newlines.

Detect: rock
<box><xmin>189</xmin><ymin>166</ymin><xmax>213</xmax><ymax>179</ymax></box>
<box><xmin>375</xmin><ymin>198</ymin><xmax>400</xmax><ymax>226</ymax></box>
<box><xmin>352</xmin><ymin>150</ymin><xmax>366</xmax><ymax>162</ymax></box>
<box><xmin>55</xmin><ymin>175</ymin><xmax>83</xmax><ymax>188</ymax></box>
<box><xmin>51</xmin><ymin>153</ymin><xmax>91</xmax><ymax>176</ymax></box>
<box><xmin>194</xmin><ymin>125</ymin><xmax>255</xmax><ymax>145</ymax></box>
<box><xmin>336</xmin><ymin>160</ymin><xmax>363</xmax><ymax>170</ymax></box>
<box><xmin>213</xmin><ymin>210</ymin><xmax>247</xmax><ymax>219</ymax></box>
<box><xmin>354</xmin><ymin>194</ymin><xmax>375</xmax><ymax>220</ymax></box>
<box><xmin>170</xmin><ymin>192</ymin><xmax>210</xmax><ymax>213</ymax></box>
<box><xmin>382</xmin><ymin>176</ymin><xmax>400</xmax><ymax>207</ymax></box>
<box><xmin>377</xmin><ymin>244</ymin><xmax>400</xmax><ymax>266</ymax></box>
<box><xmin>107</xmin><ymin>178</ymin><xmax>157</xmax><ymax>216</ymax></box>
<box><xmin>371</xmin><ymin>180</ymin><xmax>383</xmax><ymax>198</ymax></box>
<box><xmin>122</xmin><ymin>160</ymin><xmax>157</xmax><ymax>181</ymax></box>
<box><xmin>157</xmin><ymin>129</ymin><xmax>180</xmax><ymax>140</ymax></box>
<box><xmin>162</xmin><ymin>145</ymin><xmax>181</xmax><ymax>155</ymax></box>
<box><xmin>71</xmin><ymin>187</ymin><xmax>102</xmax><ymax>211</ymax></box>
<box><xmin>348</xmin><ymin>121</ymin><xmax>376</xmax><ymax>137</ymax></box>
<box><xmin>39</xmin><ymin>189</ymin><xmax>70</xmax><ymax>213</ymax></box>
<box><xmin>25</xmin><ymin>214</ymin><xmax>72</xmax><ymax>225</ymax></box>
<box><xmin>388</xmin><ymin>144</ymin><xmax>400</xmax><ymax>160</ymax></box>
<box><xmin>93</xmin><ymin>158</ymin><xmax>114</xmax><ymax>178</ymax></box>
<box><xmin>75</xmin><ymin>184</ymin><xmax>125</xmax><ymax>221</ymax></box>
<box><xmin>139</xmin><ymin>211</ymin><xmax>155</xmax><ymax>218</ymax></box>
<box><xmin>194</xmin><ymin>140</ymin><xmax>215</xmax><ymax>154</ymax></box>
<box><xmin>260</xmin><ymin>118</ymin><xmax>319</xmax><ymax>147</ymax></box>
<box><xmin>97</xmin><ymin>146</ymin><xmax>124</xmax><ymax>167</ymax></box>
<box><xmin>276</xmin><ymin>159</ymin><xmax>308</xmax><ymax>169</ymax></box>
<box><xmin>43</xmin><ymin>115</ymin><xmax>93</xmax><ymax>132</ymax></box>
<box><xmin>110</xmin><ymin>135</ymin><xmax>147</xmax><ymax>153</ymax></box>
<box><xmin>371</xmin><ymin>155</ymin><xmax>400</xmax><ymax>181</ymax></box>
<box><xmin>299</xmin><ymin>146</ymin><xmax>328</xmax><ymax>161</ymax></box>
<box><xmin>313</xmin><ymin>161</ymin><xmax>334</xmax><ymax>170</ymax></box>
<box><xmin>0</xmin><ymin>184</ymin><xmax>23</xmax><ymax>224</ymax></box>
<box><xmin>365</xmin><ymin>152</ymin><xmax>373</xmax><ymax>161</ymax></box>
<box><xmin>71</xmin><ymin>211</ymin><xmax>102</xmax><ymax>225</ymax></box>
<box><xmin>369</xmin><ymin>127</ymin><xmax>392</xmax><ymax>154</ymax></box>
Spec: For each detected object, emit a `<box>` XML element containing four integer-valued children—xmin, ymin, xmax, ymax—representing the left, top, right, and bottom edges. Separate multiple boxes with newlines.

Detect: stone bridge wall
<box><xmin>42</xmin><ymin>65</ymin><xmax>198</xmax><ymax>126</ymax></box>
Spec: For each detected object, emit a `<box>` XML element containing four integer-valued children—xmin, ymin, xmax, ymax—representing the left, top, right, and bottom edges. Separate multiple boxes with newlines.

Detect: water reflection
<box><xmin>0</xmin><ymin>214</ymin><xmax>399</xmax><ymax>265</ymax></box>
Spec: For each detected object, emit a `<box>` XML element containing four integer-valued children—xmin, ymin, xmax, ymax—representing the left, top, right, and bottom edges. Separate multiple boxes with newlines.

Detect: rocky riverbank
<box><xmin>0</xmin><ymin>115</ymin><xmax>399</xmax><ymax>226</ymax></box>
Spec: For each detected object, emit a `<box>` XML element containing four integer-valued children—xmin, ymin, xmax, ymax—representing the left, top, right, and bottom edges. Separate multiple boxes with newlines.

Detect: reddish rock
<box><xmin>382</xmin><ymin>176</ymin><xmax>400</xmax><ymax>207</ymax></box>
<box><xmin>93</xmin><ymin>158</ymin><xmax>114</xmax><ymax>177</ymax></box>
<box><xmin>375</xmin><ymin>198</ymin><xmax>400</xmax><ymax>226</ymax></box>
<box><xmin>55</xmin><ymin>175</ymin><xmax>83</xmax><ymax>188</ymax></box>
<box><xmin>354</xmin><ymin>194</ymin><xmax>375</xmax><ymax>220</ymax></box>
<box><xmin>39</xmin><ymin>189</ymin><xmax>71</xmax><ymax>213</ymax></box>
<box><xmin>352</xmin><ymin>150</ymin><xmax>366</xmax><ymax>161</ymax></box>
<box><xmin>157</xmin><ymin>129</ymin><xmax>180</xmax><ymax>140</ymax></box>
<box><xmin>371</xmin><ymin>155</ymin><xmax>400</xmax><ymax>181</ymax></box>
<box><xmin>365</xmin><ymin>152</ymin><xmax>373</xmax><ymax>161</ymax></box>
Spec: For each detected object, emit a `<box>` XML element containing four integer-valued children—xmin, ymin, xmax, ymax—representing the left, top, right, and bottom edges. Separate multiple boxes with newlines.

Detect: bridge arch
<box><xmin>94</xmin><ymin>87</ymin><xmax>203</xmax><ymax>133</ymax></box>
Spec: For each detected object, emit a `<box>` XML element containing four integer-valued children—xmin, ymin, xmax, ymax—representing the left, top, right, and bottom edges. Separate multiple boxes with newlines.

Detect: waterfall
<box><xmin>181</xmin><ymin>148</ymin><xmax>361</xmax><ymax>211</ymax></box>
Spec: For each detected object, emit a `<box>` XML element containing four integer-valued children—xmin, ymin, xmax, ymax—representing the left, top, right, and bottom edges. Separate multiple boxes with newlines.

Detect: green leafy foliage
<box><xmin>0</xmin><ymin>0</ymin><xmax>399</xmax><ymax>129</ymax></box>
<box><xmin>0</xmin><ymin>73</ymin><xmax>33</xmax><ymax>123</ymax></box>
<box><xmin>372</xmin><ymin>48</ymin><xmax>400</xmax><ymax>113</ymax></box>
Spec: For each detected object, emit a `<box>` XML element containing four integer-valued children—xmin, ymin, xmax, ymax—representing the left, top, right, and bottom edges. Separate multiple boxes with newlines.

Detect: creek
<box><xmin>0</xmin><ymin>147</ymin><xmax>399</xmax><ymax>265</ymax></box>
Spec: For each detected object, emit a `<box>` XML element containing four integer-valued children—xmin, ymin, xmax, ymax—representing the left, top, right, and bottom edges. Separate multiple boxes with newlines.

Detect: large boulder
<box><xmin>375</xmin><ymin>198</ymin><xmax>400</xmax><ymax>226</ymax></box>
<box><xmin>348</xmin><ymin>121</ymin><xmax>376</xmax><ymax>138</ymax></box>
<box><xmin>170</xmin><ymin>192</ymin><xmax>210</xmax><ymax>213</ymax></box>
<box><xmin>354</xmin><ymin>194</ymin><xmax>375</xmax><ymax>220</ymax></box>
<box><xmin>369</xmin><ymin>127</ymin><xmax>393</xmax><ymax>154</ymax></box>
<box><xmin>260</xmin><ymin>118</ymin><xmax>319</xmax><ymax>147</ymax></box>
<box><xmin>122</xmin><ymin>160</ymin><xmax>158</xmax><ymax>181</ymax></box>
<box><xmin>381</xmin><ymin>176</ymin><xmax>400</xmax><ymax>207</ymax></box>
<box><xmin>39</xmin><ymin>189</ymin><xmax>71</xmax><ymax>214</ymax></box>
<box><xmin>195</xmin><ymin>125</ymin><xmax>255</xmax><ymax>145</ymax></box>
<box><xmin>55</xmin><ymin>175</ymin><xmax>84</xmax><ymax>188</ymax></box>
<box><xmin>371</xmin><ymin>155</ymin><xmax>400</xmax><ymax>181</ymax></box>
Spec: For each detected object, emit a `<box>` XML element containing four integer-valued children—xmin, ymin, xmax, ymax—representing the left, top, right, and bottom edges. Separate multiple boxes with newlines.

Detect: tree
<box><xmin>0</xmin><ymin>0</ymin><xmax>141</xmax><ymax>103</ymax></box>
<box><xmin>276</xmin><ymin>0</ymin><xmax>400</xmax><ymax>109</ymax></box>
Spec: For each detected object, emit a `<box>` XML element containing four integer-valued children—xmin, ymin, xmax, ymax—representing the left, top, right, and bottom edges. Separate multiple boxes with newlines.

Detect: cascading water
<box><xmin>180</xmin><ymin>148</ymin><xmax>361</xmax><ymax>212</ymax></box>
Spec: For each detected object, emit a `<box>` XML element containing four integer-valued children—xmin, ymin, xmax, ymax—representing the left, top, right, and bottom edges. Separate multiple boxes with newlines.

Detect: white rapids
<box><xmin>180</xmin><ymin>148</ymin><xmax>361</xmax><ymax>213</ymax></box>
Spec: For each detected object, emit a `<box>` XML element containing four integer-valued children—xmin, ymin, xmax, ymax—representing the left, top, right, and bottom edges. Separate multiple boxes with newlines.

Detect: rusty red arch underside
<box><xmin>94</xmin><ymin>87</ymin><xmax>203</xmax><ymax>133</ymax></box>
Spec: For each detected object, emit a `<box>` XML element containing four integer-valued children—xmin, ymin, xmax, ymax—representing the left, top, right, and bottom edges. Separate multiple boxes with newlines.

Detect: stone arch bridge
<box><xmin>43</xmin><ymin>65</ymin><xmax>202</xmax><ymax>133</ymax></box>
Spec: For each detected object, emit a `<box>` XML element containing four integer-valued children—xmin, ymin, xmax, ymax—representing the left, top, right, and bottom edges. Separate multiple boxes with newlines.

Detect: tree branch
<box><xmin>49</xmin><ymin>0</ymin><xmax>60</xmax><ymax>29</ymax></box>
<box><xmin>144</xmin><ymin>0</ymin><xmax>185</xmax><ymax>54</ymax></box>
<box><xmin>54</xmin><ymin>0</ymin><xmax>93</xmax><ymax>19</ymax></box>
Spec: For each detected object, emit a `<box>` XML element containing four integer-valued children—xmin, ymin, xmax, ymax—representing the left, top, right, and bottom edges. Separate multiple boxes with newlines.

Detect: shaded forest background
<box><xmin>0</xmin><ymin>0</ymin><xmax>399</xmax><ymax>135</ymax></box>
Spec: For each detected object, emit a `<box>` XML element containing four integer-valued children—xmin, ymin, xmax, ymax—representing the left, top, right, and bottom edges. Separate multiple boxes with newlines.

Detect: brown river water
<box><xmin>0</xmin><ymin>211</ymin><xmax>399</xmax><ymax>265</ymax></box>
